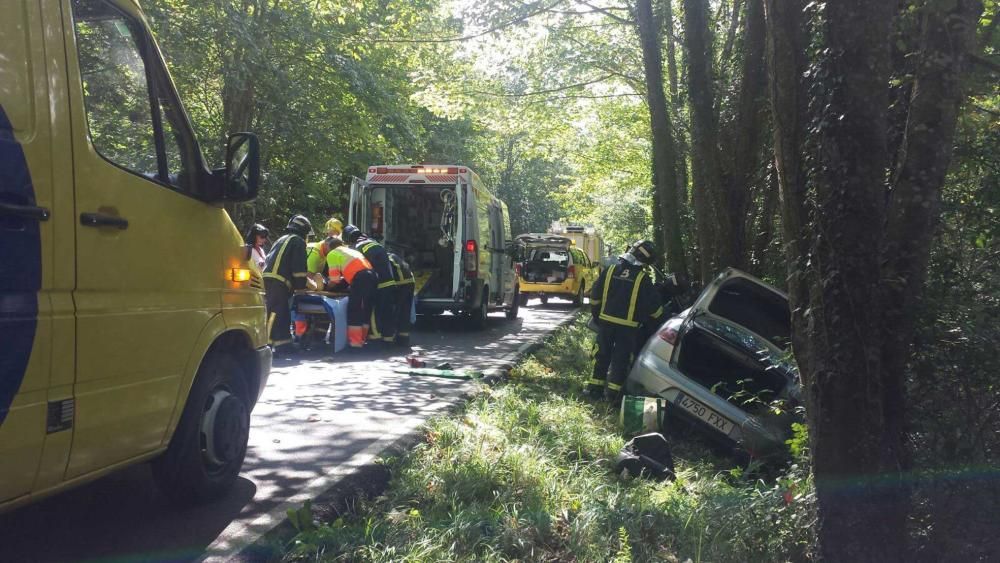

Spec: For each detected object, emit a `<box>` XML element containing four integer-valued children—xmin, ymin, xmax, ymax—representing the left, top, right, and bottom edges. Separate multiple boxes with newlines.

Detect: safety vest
<box><xmin>263</xmin><ymin>234</ymin><xmax>309</xmax><ymax>290</ymax></box>
<box><xmin>305</xmin><ymin>242</ymin><xmax>326</xmax><ymax>274</ymax></box>
<box><xmin>591</xmin><ymin>262</ymin><xmax>663</xmax><ymax>327</ymax></box>
<box><xmin>326</xmin><ymin>246</ymin><xmax>372</xmax><ymax>285</ymax></box>
<box><xmin>356</xmin><ymin>239</ymin><xmax>395</xmax><ymax>289</ymax></box>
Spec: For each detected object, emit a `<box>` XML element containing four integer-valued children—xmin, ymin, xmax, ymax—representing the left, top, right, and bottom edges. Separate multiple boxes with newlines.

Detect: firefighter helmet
<box><xmin>286</xmin><ymin>214</ymin><xmax>314</xmax><ymax>237</ymax></box>
<box><xmin>628</xmin><ymin>240</ymin><xmax>657</xmax><ymax>265</ymax></box>
<box><xmin>342</xmin><ymin>224</ymin><xmax>362</xmax><ymax>244</ymax></box>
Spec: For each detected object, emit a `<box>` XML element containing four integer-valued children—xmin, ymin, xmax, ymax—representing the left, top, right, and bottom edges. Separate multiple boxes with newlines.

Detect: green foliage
<box><xmin>283</xmin><ymin>320</ymin><xmax>815</xmax><ymax>562</ymax></box>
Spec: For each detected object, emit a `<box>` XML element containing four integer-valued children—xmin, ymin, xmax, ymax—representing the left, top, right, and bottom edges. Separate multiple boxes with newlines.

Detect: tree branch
<box><xmin>368</xmin><ymin>0</ymin><xmax>565</xmax><ymax>43</ymax></box>
<box><xmin>458</xmin><ymin>74</ymin><xmax>616</xmax><ymax>97</ymax></box>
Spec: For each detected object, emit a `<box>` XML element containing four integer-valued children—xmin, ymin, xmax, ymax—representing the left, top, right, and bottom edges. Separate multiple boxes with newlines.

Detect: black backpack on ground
<box><xmin>614</xmin><ymin>432</ymin><xmax>675</xmax><ymax>481</ymax></box>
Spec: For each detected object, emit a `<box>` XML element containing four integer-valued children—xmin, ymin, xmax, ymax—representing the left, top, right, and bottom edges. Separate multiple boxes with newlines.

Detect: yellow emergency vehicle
<box><xmin>1</xmin><ymin>0</ymin><xmax>270</xmax><ymax>511</ymax></box>
<box><xmin>514</xmin><ymin>233</ymin><xmax>599</xmax><ymax>306</ymax></box>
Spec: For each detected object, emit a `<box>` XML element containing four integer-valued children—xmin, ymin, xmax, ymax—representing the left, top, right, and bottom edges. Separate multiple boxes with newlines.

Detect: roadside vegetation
<box><xmin>281</xmin><ymin>319</ymin><xmax>815</xmax><ymax>562</ymax></box>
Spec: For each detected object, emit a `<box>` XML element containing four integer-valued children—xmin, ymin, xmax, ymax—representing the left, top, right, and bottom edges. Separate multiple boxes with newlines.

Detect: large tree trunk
<box><xmin>663</xmin><ymin>0</ymin><xmax>688</xmax><ymax>208</ymax></box>
<box><xmin>636</xmin><ymin>0</ymin><xmax>688</xmax><ymax>275</ymax></box>
<box><xmin>764</xmin><ymin>0</ymin><xmax>983</xmax><ymax>559</ymax></box>
<box><xmin>683</xmin><ymin>0</ymin><xmax>724</xmax><ymax>282</ymax></box>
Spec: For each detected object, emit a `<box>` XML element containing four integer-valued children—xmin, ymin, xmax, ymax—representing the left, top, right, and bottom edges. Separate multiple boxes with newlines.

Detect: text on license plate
<box><xmin>675</xmin><ymin>393</ymin><xmax>734</xmax><ymax>435</ymax></box>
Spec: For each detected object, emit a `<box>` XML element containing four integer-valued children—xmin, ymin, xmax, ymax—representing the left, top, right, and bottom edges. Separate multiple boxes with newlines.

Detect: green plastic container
<box><xmin>619</xmin><ymin>395</ymin><xmax>667</xmax><ymax>436</ymax></box>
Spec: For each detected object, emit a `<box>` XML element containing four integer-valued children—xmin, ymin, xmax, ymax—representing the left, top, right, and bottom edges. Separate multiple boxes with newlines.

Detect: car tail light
<box><xmin>514</xmin><ymin>262</ymin><xmax>522</xmax><ymax>277</ymax></box>
<box><xmin>567</xmin><ymin>265</ymin><xmax>576</xmax><ymax>279</ymax></box>
<box><xmin>657</xmin><ymin>318</ymin><xmax>683</xmax><ymax>345</ymax></box>
<box><xmin>464</xmin><ymin>239</ymin><xmax>478</xmax><ymax>279</ymax></box>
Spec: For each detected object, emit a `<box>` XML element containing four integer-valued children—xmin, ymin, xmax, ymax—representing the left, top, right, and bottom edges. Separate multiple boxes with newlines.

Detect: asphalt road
<box><xmin>0</xmin><ymin>301</ymin><xmax>578</xmax><ymax>563</ymax></box>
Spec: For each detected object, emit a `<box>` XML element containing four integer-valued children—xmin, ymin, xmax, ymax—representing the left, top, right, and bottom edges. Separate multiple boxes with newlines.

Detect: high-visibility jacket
<box><xmin>355</xmin><ymin>238</ymin><xmax>394</xmax><ymax>289</ymax></box>
<box><xmin>326</xmin><ymin>246</ymin><xmax>372</xmax><ymax>286</ymax></box>
<box><xmin>590</xmin><ymin>260</ymin><xmax>663</xmax><ymax>328</ymax></box>
<box><xmin>263</xmin><ymin>233</ymin><xmax>309</xmax><ymax>290</ymax></box>
<box><xmin>388</xmin><ymin>252</ymin><xmax>415</xmax><ymax>286</ymax></box>
<box><xmin>305</xmin><ymin>242</ymin><xmax>326</xmax><ymax>274</ymax></box>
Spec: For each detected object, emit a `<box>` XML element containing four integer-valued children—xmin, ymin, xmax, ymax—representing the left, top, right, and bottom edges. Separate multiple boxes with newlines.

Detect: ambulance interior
<box><xmin>372</xmin><ymin>185</ymin><xmax>459</xmax><ymax>298</ymax></box>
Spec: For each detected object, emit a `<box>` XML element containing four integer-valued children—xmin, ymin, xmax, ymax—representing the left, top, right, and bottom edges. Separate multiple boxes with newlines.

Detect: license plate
<box><xmin>675</xmin><ymin>392</ymin><xmax>734</xmax><ymax>435</ymax></box>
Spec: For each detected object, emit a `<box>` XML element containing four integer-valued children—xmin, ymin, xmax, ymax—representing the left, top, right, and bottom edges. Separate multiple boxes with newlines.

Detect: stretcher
<box><xmin>292</xmin><ymin>291</ymin><xmax>349</xmax><ymax>353</ymax></box>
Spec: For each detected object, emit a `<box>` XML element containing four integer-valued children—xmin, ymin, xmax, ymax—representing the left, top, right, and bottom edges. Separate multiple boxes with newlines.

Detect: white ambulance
<box><xmin>349</xmin><ymin>165</ymin><xmax>519</xmax><ymax>327</ymax></box>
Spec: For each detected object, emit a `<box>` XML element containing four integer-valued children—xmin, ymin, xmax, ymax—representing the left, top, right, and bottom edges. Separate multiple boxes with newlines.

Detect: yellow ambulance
<box><xmin>1</xmin><ymin>0</ymin><xmax>270</xmax><ymax>511</ymax></box>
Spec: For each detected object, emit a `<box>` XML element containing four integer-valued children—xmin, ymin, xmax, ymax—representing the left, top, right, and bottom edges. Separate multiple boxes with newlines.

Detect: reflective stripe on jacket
<box><xmin>590</xmin><ymin>261</ymin><xmax>663</xmax><ymax>327</ymax></box>
<box><xmin>388</xmin><ymin>252</ymin><xmax>415</xmax><ymax>285</ymax></box>
<box><xmin>326</xmin><ymin>246</ymin><xmax>372</xmax><ymax>285</ymax></box>
<box><xmin>263</xmin><ymin>233</ymin><xmax>308</xmax><ymax>290</ymax></box>
<box><xmin>356</xmin><ymin>238</ymin><xmax>395</xmax><ymax>288</ymax></box>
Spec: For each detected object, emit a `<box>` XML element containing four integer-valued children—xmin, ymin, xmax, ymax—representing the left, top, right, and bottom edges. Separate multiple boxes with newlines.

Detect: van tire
<box><xmin>506</xmin><ymin>287</ymin><xmax>520</xmax><ymax>320</ymax></box>
<box><xmin>470</xmin><ymin>288</ymin><xmax>489</xmax><ymax>329</ymax></box>
<box><xmin>573</xmin><ymin>283</ymin><xmax>585</xmax><ymax>306</ymax></box>
<box><xmin>153</xmin><ymin>353</ymin><xmax>251</xmax><ymax>506</ymax></box>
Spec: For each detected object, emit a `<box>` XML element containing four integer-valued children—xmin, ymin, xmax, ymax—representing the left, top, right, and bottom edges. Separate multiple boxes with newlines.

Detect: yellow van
<box><xmin>515</xmin><ymin>234</ymin><xmax>598</xmax><ymax>306</ymax></box>
<box><xmin>1</xmin><ymin>0</ymin><xmax>270</xmax><ymax>511</ymax></box>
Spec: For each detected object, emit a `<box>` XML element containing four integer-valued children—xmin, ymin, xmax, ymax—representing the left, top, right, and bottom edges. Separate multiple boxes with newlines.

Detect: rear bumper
<box><xmin>253</xmin><ymin>345</ymin><xmax>272</xmax><ymax>406</ymax></box>
<box><xmin>519</xmin><ymin>279</ymin><xmax>575</xmax><ymax>296</ymax></box>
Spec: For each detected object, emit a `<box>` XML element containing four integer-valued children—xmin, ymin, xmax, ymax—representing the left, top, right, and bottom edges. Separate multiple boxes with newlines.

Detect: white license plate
<box><xmin>675</xmin><ymin>392</ymin><xmax>734</xmax><ymax>435</ymax></box>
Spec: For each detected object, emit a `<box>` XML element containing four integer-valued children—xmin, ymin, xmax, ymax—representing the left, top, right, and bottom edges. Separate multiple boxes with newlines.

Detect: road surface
<box><xmin>0</xmin><ymin>302</ymin><xmax>578</xmax><ymax>562</ymax></box>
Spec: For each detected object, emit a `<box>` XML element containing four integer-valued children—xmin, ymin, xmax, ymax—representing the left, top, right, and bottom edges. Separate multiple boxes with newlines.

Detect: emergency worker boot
<box><xmin>585</xmin><ymin>382</ymin><xmax>605</xmax><ymax>400</ymax></box>
<box><xmin>604</xmin><ymin>383</ymin><xmax>623</xmax><ymax>406</ymax></box>
<box><xmin>395</xmin><ymin>333</ymin><xmax>411</xmax><ymax>348</ymax></box>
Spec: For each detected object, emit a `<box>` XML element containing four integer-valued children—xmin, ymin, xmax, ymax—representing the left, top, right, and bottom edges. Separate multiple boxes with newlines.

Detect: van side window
<box><xmin>72</xmin><ymin>0</ymin><xmax>193</xmax><ymax>192</ymax></box>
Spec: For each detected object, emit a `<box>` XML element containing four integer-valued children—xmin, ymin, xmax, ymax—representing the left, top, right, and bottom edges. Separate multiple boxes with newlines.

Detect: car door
<box><xmin>63</xmin><ymin>0</ymin><xmax>221</xmax><ymax>478</ymax></box>
<box><xmin>0</xmin><ymin>0</ymin><xmax>76</xmax><ymax>503</ymax></box>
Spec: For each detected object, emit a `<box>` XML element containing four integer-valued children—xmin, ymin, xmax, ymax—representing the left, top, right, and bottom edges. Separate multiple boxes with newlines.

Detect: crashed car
<box><xmin>625</xmin><ymin>268</ymin><xmax>800</xmax><ymax>456</ymax></box>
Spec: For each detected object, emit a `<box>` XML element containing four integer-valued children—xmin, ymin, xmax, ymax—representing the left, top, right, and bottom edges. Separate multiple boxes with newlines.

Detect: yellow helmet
<box><xmin>325</xmin><ymin>217</ymin><xmax>343</xmax><ymax>236</ymax></box>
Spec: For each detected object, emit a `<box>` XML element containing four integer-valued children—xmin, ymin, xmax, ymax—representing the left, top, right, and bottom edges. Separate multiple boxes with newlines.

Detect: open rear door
<box><xmin>689</xmin><ymin>269</ymin><xmax>791</xmax><ymax>349</ymax></box>
<box><xmin>450</xmin><ymin>178</ymin><xmax>463</xmax><ymax>298</ymax></box>
<box><xmin>348</xmin><ymin>176</ymin><xmax>366</xmax><ymax>228</ymax></box>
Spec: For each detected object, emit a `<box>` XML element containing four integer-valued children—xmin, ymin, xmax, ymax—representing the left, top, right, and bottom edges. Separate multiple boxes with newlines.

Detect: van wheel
<box><xmin>470</xmin><ymin>288</ymin><xmax>489</xmax><ymax>329</ymax></box>
<box><xmin>506</xmin><ymin>287</ymin><xmax>520</xmax><ymax>320</ymax></box>
<box><xmin>153</xmin><ymin>353</ymin><xmax>250</xmax><ymax>505</ymax></box>
<box><xmin>573</xmin><ymin>283</ymin><xmax>585</xmax><ymax>306</ymax></box>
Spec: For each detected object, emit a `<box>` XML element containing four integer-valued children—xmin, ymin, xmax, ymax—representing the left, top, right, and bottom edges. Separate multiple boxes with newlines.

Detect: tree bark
<box><xmin>636</xmin><ymin>0</ymin><xmax>688</xmax><ymax>275</ymax></box>
<box><xmin>683</xmin><ymin>0</ymin><xmax>724</xmax><ymax>282</ymax></box>
<box><xmin>663</xmin><ymin>0</ymin><xmax>688</xmax><ymax>207</ymax></box>
<box><xmin>764</xmin><ymin>0</ymin><xmax>984</xmax><ymax>559</ymax></box>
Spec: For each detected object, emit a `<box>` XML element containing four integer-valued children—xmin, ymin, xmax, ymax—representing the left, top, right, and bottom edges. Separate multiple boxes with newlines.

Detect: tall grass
<box><xmin>284</xmin><ymin>319</ymin><xmax>815</xmax><ymax>562</ymax></box>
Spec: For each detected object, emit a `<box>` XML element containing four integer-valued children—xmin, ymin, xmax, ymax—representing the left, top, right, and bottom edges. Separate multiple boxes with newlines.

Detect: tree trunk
<box><xmin>683</xmin><ymin>0</ymin><xmax>725</xmax><ymax>281</ymax></box>
<box><xmin>763</xmin><ymin>0</ymin><xmax>984</xmax><ymax>559</ymax></box>
<box><xmin>750</xmin><ymin>162</ymin><xmax>777</xmax><ymax>272</ymax></box>
<box><xmin>663</xmin><ymin>0</ymin><xmax>688</xmax><ymax>207</ymax></box>
<box><xmin>636</xmin><ymin>0</ymin><xmax>688</xmax><ymax>275</ymax></box>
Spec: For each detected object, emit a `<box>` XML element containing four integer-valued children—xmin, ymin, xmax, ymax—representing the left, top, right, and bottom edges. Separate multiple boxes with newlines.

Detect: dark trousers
<box><xmin>348</xmin><ymin>270</ymin><xmax>376</xmax><ymax>328</ymax></box>
<box><xmin>264</xmin><ymin>278</ymin><xmax>292</xmax><ymax>347</ymax></box>
<box><xmin>370</xmin><ymin>285</ymin><xmax>396</xmax><ymax>341</ymax></box>
<box><xmin>592</xmin><ymin>322</ymin><xmax>638</xmax><ymax>393</ymax></box>
<box><xmin>395</xmin><ymin>283</ymin><xmax>415</xmax><ymax>340</ymax></box>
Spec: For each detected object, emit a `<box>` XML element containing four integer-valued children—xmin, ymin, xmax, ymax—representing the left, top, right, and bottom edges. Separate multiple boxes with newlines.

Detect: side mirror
<box><xmin>224</xmin><ymin>132</ymin><xmax>260</xmax><ymax>202</ymax></box>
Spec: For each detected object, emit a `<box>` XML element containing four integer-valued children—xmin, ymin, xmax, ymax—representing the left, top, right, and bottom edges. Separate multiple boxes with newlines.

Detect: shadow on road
<box><xmin>0</xmin><ymin>301</ymin><xmax>578</xmax><ymax>562</ymax></box>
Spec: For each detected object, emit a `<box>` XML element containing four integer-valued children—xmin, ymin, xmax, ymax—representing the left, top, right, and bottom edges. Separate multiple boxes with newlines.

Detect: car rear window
<box><xmin>707</xmin><ymin>278</ymin><xmax>791</xmax><ymax>348</ymax></box>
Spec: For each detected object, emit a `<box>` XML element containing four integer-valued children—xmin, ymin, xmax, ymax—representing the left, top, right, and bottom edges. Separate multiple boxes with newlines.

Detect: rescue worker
<box><xmin>587</xmin><ymin>240</ymin><xmax>664</xmax><ymax>403</ymax></box>
<box><xmin>342</xmin><ymin>225</ymin><xmax>397</xmax><ymax>343</ymax></box>
<box><xmin>325</xmin><ymin>217</ymin><xmax>343</xmax><ymax>238</ymax></box>
<box><xmin>245</xmin><ymin>223</ymin><xmax>269</xmax><ymax>269</ymax></box>
<box><xmin>388</xmin><ymin>250</ymin><xmax>416</xmax><ymax>347</ymax></box>
<box><xmin>324</xmin><ymin>237</ymin><xmax>376</xmax><ymax>348</ymax></box>
<box><xmin>262</xmin><ymin>215</ymin><xmax>313</xmax><ymax>352</ymax></box>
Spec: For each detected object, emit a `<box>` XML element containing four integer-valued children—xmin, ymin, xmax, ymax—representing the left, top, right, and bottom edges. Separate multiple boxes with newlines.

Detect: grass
<box><xmin>282</xmin><ymin>318</ymin><xmax>816</xmax><ymax>562</ymax></box>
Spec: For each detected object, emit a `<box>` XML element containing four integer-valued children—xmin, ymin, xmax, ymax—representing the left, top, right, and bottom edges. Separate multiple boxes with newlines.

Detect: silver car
<box><xmin>625</xmin><ymin>269</ymin><xmax>800</xmax><ymax>456</ymax></box>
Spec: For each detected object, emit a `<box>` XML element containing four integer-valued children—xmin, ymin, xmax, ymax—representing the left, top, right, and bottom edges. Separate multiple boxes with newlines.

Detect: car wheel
<box><xmin>506</xmin><ymin>287</ymin><xmax>520</xmax><ymax>320</ymax></box>
<box><xmin>470</xmin><ymin>288</ymin><xmax>489</xmax><ymax>329</ymax></box>
<box><xmin>540</xmin><ymin>295</ymin><xmax>548</xmax><ymax>305</ymax></box>
<box><xmin>572</xmin><ymin>283</ymin><xmax>585</xmax><ymax>306</ymax></box>
<box><xmin>153</xmin><ymin>353</ymin><xmax>250</xmax><ymax>505</ymax></box>
<box><xmin>519</xmin><ymin>292</ymin><xmax>529</xmax><ymax>307</ymax></box>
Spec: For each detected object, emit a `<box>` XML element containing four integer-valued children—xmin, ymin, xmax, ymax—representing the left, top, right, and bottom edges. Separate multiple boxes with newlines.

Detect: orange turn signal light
<box><xmin>229</xmin><ymin>268</ymin><xmax>252</xmax><ymax>282</ymax></box>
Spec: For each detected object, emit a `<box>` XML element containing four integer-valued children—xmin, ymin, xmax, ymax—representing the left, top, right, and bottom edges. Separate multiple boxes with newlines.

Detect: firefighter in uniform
<box><xmin>342</xmin><ymin>225</ymin><xmax>397</xmax><ymax>343</ymax></box>
<box><xmin>388</xmin><ymin>251</ymin><xmax>415</xmax><ymax>347</ymax></box>
<box><xmin>262</xmin><ymin>215</ymin><xmax>313</xmax><ymax>352</ymax></box>
<box><xmin>588</xmin><ymin>240</ymin><xmax>664</xmax><ymax>403</ymax></box>
<box><xmin>324</xmin><ymin>237</ymin><xmax>376</xmax><ymax>347</ymax></box>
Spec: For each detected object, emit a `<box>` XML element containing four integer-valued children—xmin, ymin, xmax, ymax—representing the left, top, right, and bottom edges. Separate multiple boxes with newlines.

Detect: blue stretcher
<box><xmin>291</xmin><ymin>292</ymin><xmax>349</xmax><ymax>353</ymax></box>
